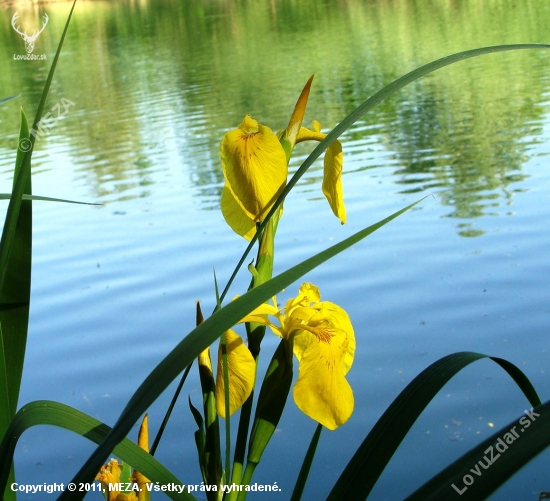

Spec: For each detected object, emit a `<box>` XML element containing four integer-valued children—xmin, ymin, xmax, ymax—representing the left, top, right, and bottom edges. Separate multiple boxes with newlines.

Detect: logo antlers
<box><xmin>11</xmin><ymin>11</ymin><xmax>49</xmax><ymax>54</ymax></box>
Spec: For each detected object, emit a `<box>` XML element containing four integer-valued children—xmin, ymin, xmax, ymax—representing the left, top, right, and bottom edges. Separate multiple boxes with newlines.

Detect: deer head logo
<box><xmin>11</xmin><ymin>11</ymin><xmax>49</xmax><ymax>54</ymax></box>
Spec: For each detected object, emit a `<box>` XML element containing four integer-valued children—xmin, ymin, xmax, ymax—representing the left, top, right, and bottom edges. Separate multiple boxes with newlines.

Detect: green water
<box><xmin>2</xmin><ymin>0</ymin><xmax>550</xmax><ymax>235</ymax></box>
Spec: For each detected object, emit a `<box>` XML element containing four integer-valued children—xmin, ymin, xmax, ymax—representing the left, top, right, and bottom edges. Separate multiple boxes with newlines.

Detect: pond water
<box><xmin>0</xmin><ymin>0</ymin><xmax>549</xmax><ymax>499</ymax></box>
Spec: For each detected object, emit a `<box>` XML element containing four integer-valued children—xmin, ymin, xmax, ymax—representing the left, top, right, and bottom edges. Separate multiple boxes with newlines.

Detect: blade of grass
<box><xmin>0</xmin><ymin>324</ymin><xmax>15</xmax><ymax>501</ymax></box>
<box><xmin>0</xmin><ymin>194</ymin><xmax>101</xmax><ymax>205</ymax></box>
<box><xmin>404</xmin><ymin>400</ymin><xmax>550</xmax><ymax>501</ymax></box>
<box><xmin>218</xmin><ymin>43</ymin><xmax>550</xmax><ymax>305</ymax></box>
<box><xmin>325</xmin><ymin>352</ymin><xmax>541</xmax><ymax>501</ymax></box>
<box><xmin>149</xmin><ymin>363</ymin><xmax>192</xmax><ymax>456</ymax></box>
<box><xmin>0</xmin><ymin>109</ymin><xmax>31</xmax><ymax>417</ymax></box>
<box><xmin>0</xmin><ymin>96</ymin><xmax>20</xmax><ymax>107</ymax></box>
<box><xmin>0</xmin><ymin>109</ymin><xmax>32</xmax><ymax>501</ymax></box>
<box><xmin>56</xmin><ymin>198</ymin><xmax>424</xmax><ymax>500</ymax></box>
<box><xmin>0</xmin><ymin>400</ymin><xmax>194</xmax><ymax>501</ymax></box>
<box><xmin>290</xmin><ymin>424</ymin><xmax>323</xmax><ymax>501</ymax></box>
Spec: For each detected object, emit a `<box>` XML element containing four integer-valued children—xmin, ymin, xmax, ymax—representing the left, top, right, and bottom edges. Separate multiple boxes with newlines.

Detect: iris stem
<box><xmin>221</xmin><ymin>334</ymin><xmax>231</xmax><ymax>484</ymax></box>
<box><xmin>235</xmin><ymin>462</ymin><xmax>257</xmax><ymax>501</ymax></box>
<box><xmin>150</xmin><ymin>362</ymin><xmax>192</xmax><ymax>456</ymax></box>
<box><xmin>290</xmin><ymin>424</ymin><xmax>323</xmax><ymax>501</ymax></box>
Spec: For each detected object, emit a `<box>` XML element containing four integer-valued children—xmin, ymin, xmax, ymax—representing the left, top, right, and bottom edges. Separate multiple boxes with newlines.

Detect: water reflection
<box><xmin>1</xmin><ymin>0</ymin><xmax>549</xmax><ymax>235</ymax></box>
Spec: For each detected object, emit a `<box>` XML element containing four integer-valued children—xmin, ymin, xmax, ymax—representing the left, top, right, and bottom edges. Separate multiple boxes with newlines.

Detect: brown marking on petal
<box><xmin>315</xmin><ymin>325</ymin><xmax>334</xmax><ymax>343</ymax></box>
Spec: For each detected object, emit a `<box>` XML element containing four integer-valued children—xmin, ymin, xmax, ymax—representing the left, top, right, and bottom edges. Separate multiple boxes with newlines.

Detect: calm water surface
<box><xmin>0</xmin><ymin>0</ymin><xmax>549</xmax><ymax>499</ymax></box>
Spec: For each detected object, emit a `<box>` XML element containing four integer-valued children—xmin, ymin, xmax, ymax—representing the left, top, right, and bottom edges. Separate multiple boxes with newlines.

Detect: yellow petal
<box><xmin>130</xmin><ymin>415</ymin><xmax>150</xmax><ymax>500</ymax></box>
<box><xmin>246</xmin><ymin>302</ymin><xmax>279</xmax><ymax>317</ymax></box>
<box><xmin>296</xmin><ymin>282</ymin><xmax>321</xmax><ymax>304</ymax></box>
<box><xmin>137</xmin><ymin>414</ymin><xmax>149</xmax><ymax>452</ymax></box>
<box><xmin>216</xmin><ymin>329</ymin><xmax>256</xmax><ymax>418</ymax></box>
<box><xmin>198</xmin><ymin>346</ymin><xmax>213</xmax><ymax>374</ymax></box>
<box><xmin>115</xmin><ymin>494</ymin><xmax>139</xmax><ymax>501</ymax></box>
<box><xmin>292</xmin><ymin>328</ymin><xmax>354</xmax><ymax>430</ymax></box>
<box><xmin>221</xmin><ymin>115</ymin><xmax>287</xmax><ymax>222</ymax></box>
<box><xmin>96</xmin><ymin>460</ymin><xmax>126</xmax><ymax>501</ymax></box>
<box><xmin>220</xmin><ymin>184</ymin><xmax>257</xmax><ymax>240</ymax></box>
<box><xmin>321</xmin><ymin>140</ymin><xmax>346</xmax><ymax>224</ymax></box>
<box><xmin>296</xmin><ymin>123</ymin><xmax>346</xmax><ymax>224</ymax></box>
<box><xmin>316</xmin><ymin>302</ymin><xmax>355</xmax><ymax>374</ymax></box>
<box><xmin>95</xmin><ymin>459</ymin><xmax>122</xmax><ymax>484</ymax></box>
<box><xmin>291</xmin><ymin>302</ymin><xmax>355</xmax><ymax>371</ymax></box>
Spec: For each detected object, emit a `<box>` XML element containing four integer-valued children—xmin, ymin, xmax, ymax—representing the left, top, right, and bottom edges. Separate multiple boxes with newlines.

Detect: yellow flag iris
<box><xmin>96</xmin><ymin>415</ymin><xmax>150</xmax><ymax>501</ymax></box>
<box><xmin>220</xmin><ymin>115</ymin><xmax>346</xmax><ymax>240</ymax></box>
<box><xmin>241</xmin><ymin>283</ymin><xmax>355</xmax><ymax>430</ymax></box>
<box><xmin>198</xmin><ymin>329</ymin><xmax>256</xmax><ymax>419</ymax></box>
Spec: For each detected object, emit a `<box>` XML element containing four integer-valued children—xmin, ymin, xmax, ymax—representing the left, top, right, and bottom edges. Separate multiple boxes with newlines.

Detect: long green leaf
<box><xmin>0</xmin><ymin>96</ymin><xmax>20</xmax><ymax>107</ymax></box>
<box><xmin>0</xmin><ymin>194</ymin><xmax>101</xmax><ymax>205</ymax></box>
<box><xmin>219</xmin><ymin>43</ymin><xmax>550</xmax><ymax>303</ymax></box>
<box><xmin>405</xmin><ymin>400</ymin><xmax>550</xmax><ymax>500</ymax></box>
<box><xmin>0</xmin><ymin>325</ymin><xmax>14</xmax><ymax>501</ymax></box>
<box><xmin>0</xmin><ymin>400</ymin><xmax>195</xmax><ymax>501</ymax></box>
<box><xmin>290</xmin><ymin>424</ymin><xmax>322</xmax><ymax>501</ymax></box>
<box><xmin>0</xmin><ymin>108</ymin><xmax>32</xmax><ymax>501</ymax></box>
<box><xmin>55</xmin><ymin>199</ymin><xmax>423</xmax><ymax>500</ymax></box>
<box><xmin>325</xmin><ymin>352</ymin><xmax>541</xmax><ymax>501</ymax></box>
<box><xmin>0</xmin><ymin>109</ymin><xmax>31</xmax><ymax>417</ymax></box>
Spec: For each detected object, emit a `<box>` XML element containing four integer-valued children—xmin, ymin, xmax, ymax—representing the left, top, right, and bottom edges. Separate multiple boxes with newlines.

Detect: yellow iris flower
<box><xmin>96</xmin><ymin>415</ymin><xmax>150</xmax><ymax>501</ymax></box>
<box><xmin>220</xmin><ymin>115</ymin><xmax>346</xmax><ymax>240</ymax></box>
<box><xmin>199</xmin><ymin>329</ymin><xmax>256</xmax><ymax>419</ymax></box>
<box><xmin>242</xmin><ymin>283</ymin><xmax>355</xmax><ymax>430</ymax></box>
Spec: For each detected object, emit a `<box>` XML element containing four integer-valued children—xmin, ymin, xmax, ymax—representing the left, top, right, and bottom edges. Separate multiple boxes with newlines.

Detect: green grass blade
<box><xmin>56</xmin><ymin>198</ymin><xmax>424</xmax><ymax>500</ymax></box>
<box><xmin>0</xmin><ymin>194</ymin><xmax>101</xmax><ymax>205</ymax></box>
<box><xmin>290</xmin><ymin>424</ymin><xmax>323</xmax><ymax>501</ymax></box>
<box><xmin>0</xmin><ymin>400</ymin><xmax>195</xmax><ymax>501</ymax></box>
<box><xmin>325</xmin><ymin>352</ymin><xmax>541</xmax><ymax>501</ymax></box>
<box><xmin>0</xmin><ymin>108</ymin><xmax>32</xmax><ymax>501</ymax></box>
<box><xmin>404</xmin><ymin>400</ymin><xmax>550</xmax><ymax>501</ymax></box>
<box><xmin>0</xmin><ymin>108</ymin><xmax>31</xmax><ymax>425</ymax></box>
<box><xmin>0</xmin><ymin>96</ymin><xmax>20</xmax><ymax>107</ymax></box>
<box><xmin>0</xmin><ymin>324</ymin><xmax>11</xmax><ymax>446</ymax></box>
<box><xmin>219</xmin><ymin>43</ymin><xmax>550</xmax><ymax>303</ymax></box>
<box><xmin>150</xmin><ymin>363</ymin><xmax>192</xmax><ymax>456</ymax></box>
<box><xmin>0</xmin><ymin>324</ymin><xmax>15</xmax><ymax>501</ymax></box>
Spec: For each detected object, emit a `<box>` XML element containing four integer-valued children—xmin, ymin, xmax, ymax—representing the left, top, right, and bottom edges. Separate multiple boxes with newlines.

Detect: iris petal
<box><xmin>316</xmin><ymin>302</ymin><xmax>355</xmax><ymax>374</ymax></box>
<box><xmin>221</xmin><ymin>115</ymin><xmax>287</xmax><ymax>222</ymax></box>
<box><xmin>296</xmin><ymin>122</ymin><xmax>346</xmax><ymax>224</ymax></box>
<box><xmin>220</xmin><ymin>185</ymin><xmax>256</xmax><ymax>240</ymax></box>
<box><xmin>293</xmin><ymin>328</ymin><xmax>354</xmax><ymax>430</ymax></box>
<box><xmin>215</xmin><ymin>329</ymin><xmax>256</xmax><ymax>418</ymax></box>
<box><xmin>321</xmin><ymin>140</ymin><xmax>346</xmax><ymax>224</ymax></box>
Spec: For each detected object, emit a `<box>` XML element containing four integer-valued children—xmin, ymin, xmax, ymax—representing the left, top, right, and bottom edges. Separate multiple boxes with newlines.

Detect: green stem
<box><xmin>150</xmin><ymin>362</ymin><xmax>192</xmax><ymax>456</ymax></box>
<box><xmin>228</xmin><ymin>211</ymin><xmax>278</xmax><ymax>497</ymax></box>
<box><xmin>290</xmin><ymin>424</ymin><xmax>323</xmax><ymax>501</ymax></box>
<box><xmin>236</xmin><ymin>462</ymin><xmax>257</xmax><ymax>501</ymax></box>
<box><xmin>230</xmin><ymin>388</ymin><xmax>253</xmax><ymax>481</ymax></box>
<box><xmin>221</xmin><ymin>334</ymin><xmax>231</xmax><ymax>484</ymax></box>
